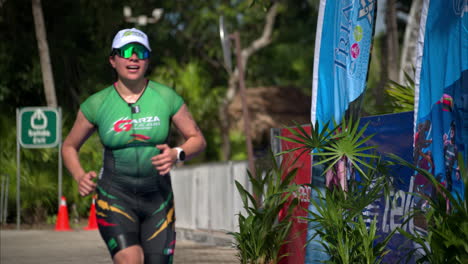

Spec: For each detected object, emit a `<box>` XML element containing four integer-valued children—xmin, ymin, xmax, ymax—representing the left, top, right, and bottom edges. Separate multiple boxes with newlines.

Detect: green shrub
<box><xmin>391</xmin><ymin>154</ymin><xmax>468</xmax><ymax>263</ymax></box>
<box><xmin>277</xmin><ymin>118</ymin><xmax>396</xmax><ymax>263</ymax></box>
<box><xmin>229</xmin><ymin>155</ymin><xmax>300</xmax><ymax>264</ymax></box>
<box><xmin>305</xmin><ymin>172</ymin><xmax>395</xmax><ymax>263</ymax></box>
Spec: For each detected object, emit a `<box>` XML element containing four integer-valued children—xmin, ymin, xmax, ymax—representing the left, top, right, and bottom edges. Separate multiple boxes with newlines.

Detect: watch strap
<box><xmin>175</xmin><ymin>147</ymin><xmax>185</xmax><ymax>162</ymax></box>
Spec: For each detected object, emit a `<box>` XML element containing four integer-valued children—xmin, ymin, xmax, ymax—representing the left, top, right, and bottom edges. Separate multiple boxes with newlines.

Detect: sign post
<box><xmin>16</xmin><ymin>107</ymin><xmax>62</xmax><ymax>229</ymax></box>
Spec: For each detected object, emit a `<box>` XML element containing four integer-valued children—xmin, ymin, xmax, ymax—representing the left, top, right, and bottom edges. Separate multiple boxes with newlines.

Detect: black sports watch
<box><xmin>175</xmin><ymin>147</ymin><xmax>186</xmax><ymax>162</ymax></box>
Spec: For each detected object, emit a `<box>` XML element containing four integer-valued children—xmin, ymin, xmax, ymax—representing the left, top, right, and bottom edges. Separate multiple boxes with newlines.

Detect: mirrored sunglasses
<box><xmin>114</xmin><ymin>43</ymin><xmax>150</xmax><ymax>59</ymax></box>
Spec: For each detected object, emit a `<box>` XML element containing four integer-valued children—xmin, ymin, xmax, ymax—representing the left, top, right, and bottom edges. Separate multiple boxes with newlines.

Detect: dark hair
<box><xmin>110</xmin><ymin>49</ymin><xmax>118</xmax><ymax>58</ymax></box>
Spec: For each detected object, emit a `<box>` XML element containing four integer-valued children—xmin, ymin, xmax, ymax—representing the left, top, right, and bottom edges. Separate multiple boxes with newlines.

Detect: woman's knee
<box><xmin>113</xmin><ymin>245</ymin><xmax>144</xmax><ymax>264</ymax></box>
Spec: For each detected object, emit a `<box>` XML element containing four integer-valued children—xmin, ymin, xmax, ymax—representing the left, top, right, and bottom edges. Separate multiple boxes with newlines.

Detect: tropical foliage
<box><xmin>306</xmin><ymin>183</ymin><xmax>395</xmax><ymax>264</ymax></box>
<box><xmin>386</xmin><ymin>70</ymin><xmax>415</xmax><ymax>113</ymax></box>
<box><xmin>277</xmin><ymin>118</ymin><xmax>396</xmax><ymax>263</ymax></box>
<box><xmin>277</xmin><ymin>118</ymin><xmax>379</xmax><ymax>180</ymax></box>
<box><xmin>274</xmin><ymin>116</ymin><xmax>467</xmax><ymax>263</ymax></box>
<box><xmin>229</xmin><ymin>155</ymin><xmax>300</xmax><ymax>264</ymax></box>
<box><xmin>391</xmin><ymin>154</ymin><xmax>468</xmax><ymax>264</ymax></box>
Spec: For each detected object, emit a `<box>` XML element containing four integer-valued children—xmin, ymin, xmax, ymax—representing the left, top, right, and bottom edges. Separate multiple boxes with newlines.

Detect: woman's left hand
<box><xmin>151</xmin><ymin>144</ymin><xmax>177</xmax><ymax>175</ymax></box>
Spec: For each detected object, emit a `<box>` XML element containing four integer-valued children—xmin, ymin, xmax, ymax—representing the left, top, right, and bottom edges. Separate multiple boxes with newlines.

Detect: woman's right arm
<box><xmin>62</xmin><ymin>110</ymin><xmax>98</xmax><ymax>196</ymax></box>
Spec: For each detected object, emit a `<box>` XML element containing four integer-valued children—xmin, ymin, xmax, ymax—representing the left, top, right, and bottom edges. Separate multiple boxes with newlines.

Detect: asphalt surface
<box><xmin>0</xmin><ymin>229</ymin><xmax>238</xmax><ymax>264</ymax></box>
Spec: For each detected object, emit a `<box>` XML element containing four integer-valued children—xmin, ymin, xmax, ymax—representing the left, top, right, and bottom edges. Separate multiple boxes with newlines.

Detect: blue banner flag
<box><xmin>306</xmin><ymin>1</ymin><xmax>377</xmax><ymax>263</ymax></box>
<box><xmin>311</xmin><ymin>0</ymin><xmax>377</xmax><ymax>126</ymax></box>
<box><xmin>414</xmin><ymin>0</ymin><xmax>467</xmax><ymax>204</ymax></box>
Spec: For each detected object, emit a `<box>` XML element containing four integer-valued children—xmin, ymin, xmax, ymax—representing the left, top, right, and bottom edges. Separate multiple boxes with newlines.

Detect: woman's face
<box><xmin>109</xmin><ymin>51</ymin><xmax>149</xmax><ymax>82</ymax></box>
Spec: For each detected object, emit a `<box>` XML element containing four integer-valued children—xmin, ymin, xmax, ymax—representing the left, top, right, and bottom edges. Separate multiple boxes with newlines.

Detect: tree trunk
<box><xmin>218</xmin><ymin>3</ymin><xmax>279</xmax><ymax>161</ymax></box>
<box><xmin>399</xmin><ymin>0</ymin><xmax>423</xmax><ymax>83</ymax></box>
<box><xmin>385</xmin><ymin>0</ymin><xmax>399</xmax><ymax>82</ymax></box>
<box><xmin>32</xmin><ymin>0</ymin><xmax>57</xmax><ymax>107</ymax></box>
<box><xmin>219</xmin><ymin>73</ymin><xmax>238</xmax><ymax>161</ymax></box>
<box><xmin>376</xmin><ymin>36</ymin><xmax>388</xmax><ymax>112</ymax></box>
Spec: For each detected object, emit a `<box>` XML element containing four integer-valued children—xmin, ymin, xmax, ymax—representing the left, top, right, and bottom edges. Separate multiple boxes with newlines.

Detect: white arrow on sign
<box><xmin>31</xmin><ymin>109</ymin><xmax>48</xmax><ymax>130</ymax></box>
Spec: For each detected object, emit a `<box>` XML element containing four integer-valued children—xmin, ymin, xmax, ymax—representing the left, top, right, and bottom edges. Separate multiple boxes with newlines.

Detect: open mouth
<box><xmin>127</xmin><ymin>65</ymin><xmax>140</xmax><ymax>70</ymax></box>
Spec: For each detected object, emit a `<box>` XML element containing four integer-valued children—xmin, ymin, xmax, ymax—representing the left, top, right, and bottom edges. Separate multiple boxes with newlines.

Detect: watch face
<box><xmin>179</xmin><ymin>150</ymin><xmax>186</xmax><ymax>161</ymax></box>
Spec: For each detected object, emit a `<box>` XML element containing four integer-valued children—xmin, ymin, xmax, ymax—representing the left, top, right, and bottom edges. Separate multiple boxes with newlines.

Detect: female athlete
<box><xmin>62</xmin><ymin>28</ymin><xmax>206</xmax><ymax>264</ymax></box>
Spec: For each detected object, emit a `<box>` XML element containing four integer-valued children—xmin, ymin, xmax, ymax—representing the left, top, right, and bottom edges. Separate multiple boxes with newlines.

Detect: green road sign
<box><xmin>18</xmin><ymin>107</ymin><xmax>60</xmax><ymax>148</ymax></box>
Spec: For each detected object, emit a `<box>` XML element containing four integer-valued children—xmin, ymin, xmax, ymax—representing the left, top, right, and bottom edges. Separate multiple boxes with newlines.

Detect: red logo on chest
<box><xmin>114</xmin><ymin>120</ymin><xmax>133</xmax><ymax>132</ymax></box>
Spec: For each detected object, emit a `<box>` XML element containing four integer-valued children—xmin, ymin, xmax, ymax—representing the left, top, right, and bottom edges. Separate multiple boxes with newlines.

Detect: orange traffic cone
<box><xmin>84</xmin><ymin>195</ymin><xmax>98</xmax><ymax>230</ymax></box>
<box><xmin>55</xmin><ymin>196</ymin><xmax>72</xmax><ymax>231</ymax></box>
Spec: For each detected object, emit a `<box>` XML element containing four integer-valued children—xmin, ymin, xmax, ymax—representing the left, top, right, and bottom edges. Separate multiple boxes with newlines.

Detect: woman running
<box><xmin>62</xmin><ymin>28</ymin><xmax>206</xmax><ymax>264</ymax></box>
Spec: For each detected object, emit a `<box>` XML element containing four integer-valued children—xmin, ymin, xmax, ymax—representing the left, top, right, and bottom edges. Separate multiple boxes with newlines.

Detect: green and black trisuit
<box><xmin>81</xmin><ymin>80</ymin><xmax>184</xmax><ymax>264</ymax></box>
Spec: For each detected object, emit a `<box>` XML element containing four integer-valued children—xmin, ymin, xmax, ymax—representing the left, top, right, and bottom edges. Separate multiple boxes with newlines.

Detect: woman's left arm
<box><xmin>171</xmin><ymin>104</ymin><xmax>206</xmax><ymax>160</ymax></box>
<box><xmin>152</xmin><ymin>104</ymin><xmax>206</xmax><ymax>174</ymax></box>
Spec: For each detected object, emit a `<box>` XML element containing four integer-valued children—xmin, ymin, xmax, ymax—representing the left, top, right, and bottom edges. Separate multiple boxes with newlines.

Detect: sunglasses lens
<box><xmin>117</xmin><ymin>44</ymin><xmax>150</xmax><ymax>59</ymax></box>
<box><xmin>121</xmin><ymin>47</ymin><xmax>133</xmax><ymax>58</ymax></box>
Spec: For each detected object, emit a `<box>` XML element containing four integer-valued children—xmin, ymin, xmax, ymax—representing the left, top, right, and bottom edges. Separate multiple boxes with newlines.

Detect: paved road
<box><xmin>0</xmin><ymin>229</ymin><xmax>238</xmax><ymax>264</ymax></box>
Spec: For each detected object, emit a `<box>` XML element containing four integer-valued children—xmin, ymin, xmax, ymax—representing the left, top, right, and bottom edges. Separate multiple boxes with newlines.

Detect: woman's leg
<box><xmin>139</xmin><ymin>186</ymin><xmax>176</xmax><ymax>264</ymax></box>
<box><xmin>95</xmin><ymin>184</ymin><xmax>141</xmax><ymax>261</ymax></box>
<box><xmin>113</xmin><ymin>245</ymin><xmax>144</xmax><ymax>264</ymax></box>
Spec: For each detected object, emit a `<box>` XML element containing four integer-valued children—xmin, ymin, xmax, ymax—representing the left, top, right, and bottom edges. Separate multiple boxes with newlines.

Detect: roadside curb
<box><xmin>176</xmin><ymin>228</ymin><xmax>234</xmax><ymax>248</ymax></box>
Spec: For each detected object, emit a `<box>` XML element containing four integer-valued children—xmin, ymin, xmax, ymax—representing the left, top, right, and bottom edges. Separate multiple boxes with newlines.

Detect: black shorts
<box><xmin>95</xmin><ymin>176</ymin><xmax>176</xmax><ymax>264</ymax></box>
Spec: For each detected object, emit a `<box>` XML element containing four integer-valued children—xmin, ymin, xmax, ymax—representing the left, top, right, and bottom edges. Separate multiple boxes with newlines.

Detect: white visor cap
<box><xmin>111</xmin><ymin>28</ymin><xmax>151</xmax><ymax>51</ymax></box>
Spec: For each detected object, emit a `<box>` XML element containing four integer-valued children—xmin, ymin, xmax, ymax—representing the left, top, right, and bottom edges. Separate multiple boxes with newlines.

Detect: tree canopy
<box><xmin>1</xmin><ymin>0</ymin><xmax>413</xmax><ymax>161</ymax></box>
<box><xmin>1</xmin><ymin>0</ymin><xmax>321</xmax><ymax>160</ymax></box>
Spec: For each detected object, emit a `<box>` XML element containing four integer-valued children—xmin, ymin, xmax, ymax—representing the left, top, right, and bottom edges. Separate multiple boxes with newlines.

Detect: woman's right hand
<box><xmin>62</xmin><ymin>110</ymin><xmax>98</xmax><ymax>197</ymax></box>
<box><xmin>77</xmin><ymin>171</ymin><xmax>97</xmax><ymax>197</ymax></box>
